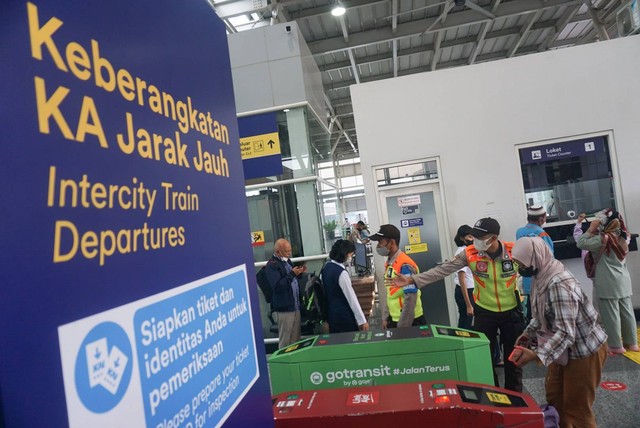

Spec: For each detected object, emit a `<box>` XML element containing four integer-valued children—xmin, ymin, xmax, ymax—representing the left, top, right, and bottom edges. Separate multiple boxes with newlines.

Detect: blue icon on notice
<box><xmin>74</xmin><ymin>321</ymin><xmax>133</xmax><ymax>413</ymax></box>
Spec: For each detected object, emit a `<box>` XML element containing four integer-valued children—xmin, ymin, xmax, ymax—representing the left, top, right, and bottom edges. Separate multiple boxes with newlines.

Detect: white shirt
<box><xmin>329</xmin><ymin>260</ymin><xmax>367</xmax><ymax>326</ymax></box>
<box><xmin>453</xmin><ymin>246</ymin><xmax>474</xmax><ymax>289</ymax></box>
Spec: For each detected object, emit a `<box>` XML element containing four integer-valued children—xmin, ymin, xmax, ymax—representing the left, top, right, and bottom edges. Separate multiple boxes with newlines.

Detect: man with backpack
<box><xmin>265</xmin><ymin>239</ymin><xmax>307</xmax><ymax>349</ymax></box>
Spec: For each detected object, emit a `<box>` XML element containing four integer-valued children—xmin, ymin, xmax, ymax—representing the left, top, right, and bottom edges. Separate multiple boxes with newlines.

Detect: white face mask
<box><xmin>473</xmin><ymin>237</ymin><xmax>492</xmax><ymax>252</ymax></box>
<box><xmin>346</xmin><ymin>256</ymin><xmax>353</xmax><ymax>264</ymax></box>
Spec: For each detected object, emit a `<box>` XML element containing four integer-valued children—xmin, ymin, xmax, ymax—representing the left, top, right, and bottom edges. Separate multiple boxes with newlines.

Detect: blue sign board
<box><xmin>519</xmin><ymin>136</ymin><xmax>605</xmax><ymax>165</ymax></box>
<box><xmin>0</xmin><ymin>1</ymin><xmax>272</xmax><ymax>427</ymax></box>
<box><xmin>400</xmin><ymin>218</ymin><xmax>424</xmax><ymax>228</ymax></box>
<box><xmin>238</xmin><ymin>112</ymin><xmax>283</xmax><ymax>180</ymax></box>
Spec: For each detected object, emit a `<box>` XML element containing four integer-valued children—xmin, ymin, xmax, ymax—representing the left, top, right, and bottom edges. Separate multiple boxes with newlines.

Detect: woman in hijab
<box><xmin>577</xmin><ymin>208</ymin><xmax>639</xmax><ymax>355</ymax></box>
<box><xmin>510</xmin><ymin>237</ymin><xmax>607</xmax><ymax>428</ymax></box>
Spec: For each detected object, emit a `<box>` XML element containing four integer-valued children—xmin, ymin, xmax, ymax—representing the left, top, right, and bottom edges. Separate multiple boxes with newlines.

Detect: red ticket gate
<box><xmin>273</xmin><ymin>380</ymin><xmax>544</xmax><ymax>427</ymax></box>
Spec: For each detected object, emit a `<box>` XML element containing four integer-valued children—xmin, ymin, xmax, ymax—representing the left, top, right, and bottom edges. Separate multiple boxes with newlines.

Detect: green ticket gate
<box><xmin>269</xmin><ymin>325</ymin><xmax>494</xmax><ymax>395</ymax></box>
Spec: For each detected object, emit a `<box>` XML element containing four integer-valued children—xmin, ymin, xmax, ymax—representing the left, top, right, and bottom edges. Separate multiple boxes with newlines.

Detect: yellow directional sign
<box><xmin>240</xmin><ymin>132</ymin><xmax>281</xmax><ymax>160</ymax></box>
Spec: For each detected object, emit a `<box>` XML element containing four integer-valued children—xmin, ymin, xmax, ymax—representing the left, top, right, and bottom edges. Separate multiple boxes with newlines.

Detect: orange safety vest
<box><xmin>465</xmin><ymin>242</ymin><xmax>518</xmax><ymax>312</ymax></box>
<box><xmin>385</xmin><ymin>252</ymin><xmax>423</xmax><ymax>321</ymax></box>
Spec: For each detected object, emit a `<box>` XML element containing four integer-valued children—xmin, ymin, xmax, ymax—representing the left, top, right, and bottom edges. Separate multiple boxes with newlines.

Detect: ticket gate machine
<box><xmin>273</xmin><ymin>380</ymin><xmax>544</xmax><ymax>427</ymax></box>
<box><xmin>269</xmin><ymin>325</ymin><xmax>494</xmax><ymax>395</ymax></box>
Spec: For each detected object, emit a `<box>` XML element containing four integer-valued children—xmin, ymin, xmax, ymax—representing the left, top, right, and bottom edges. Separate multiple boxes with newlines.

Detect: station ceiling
<box><xmin>210</xmin><ymin>0</ymin><xmax>626</xmax><ymax>160</ymax></box>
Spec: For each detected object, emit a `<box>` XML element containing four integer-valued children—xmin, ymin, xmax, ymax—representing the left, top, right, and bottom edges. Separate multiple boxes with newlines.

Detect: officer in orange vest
<box><xmin>370</xmin><ymin>224</ymin><xmax>426</xmax><ymax>329</ymax></box>
<box><xmin>393</xmin><ymin>218</ymin><xmax>525</xmax><ymax>392</ymax></box>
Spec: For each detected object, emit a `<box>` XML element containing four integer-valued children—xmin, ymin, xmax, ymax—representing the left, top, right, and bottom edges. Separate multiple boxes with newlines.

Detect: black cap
<box><xmin>470</xmin><ymin>218</ymin><xmax>500</xmax><ymax>237</ymax></box>
<box><xmin>369</xmin><ymin>224</ymin><xmax>401</xmax><ymax>242</ymax></box>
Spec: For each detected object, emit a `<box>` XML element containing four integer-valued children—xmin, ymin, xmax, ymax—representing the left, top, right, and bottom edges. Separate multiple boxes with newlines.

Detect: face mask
<box><xmin>518</xmin><ymin>266</ymin><xmax>539</xmax><ymax>277</ymax></box>
<box><xmin>376</xmin><ymin>246</ymin><xmax>390</xmax><ymax>257</ymax></box>
<box><xmin>473</xmin><ymin>237</ymin><xmax>492</xmax><ymax>252</ymax></box>
<box><xmin>346</xmin><ymin>256</ymin><xmax>353</xmax><ymax>264</ymax></box>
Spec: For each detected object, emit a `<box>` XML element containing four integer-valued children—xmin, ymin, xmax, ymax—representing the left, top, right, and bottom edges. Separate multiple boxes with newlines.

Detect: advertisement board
<box><xmin>0</xmin><ymin>1</ymin><xmax>273</xmax><ymax>426</ymax></box>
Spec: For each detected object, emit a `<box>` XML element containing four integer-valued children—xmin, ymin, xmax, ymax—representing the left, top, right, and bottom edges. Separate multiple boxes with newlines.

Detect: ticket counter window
<box><xmin>518</xmin><ymin>135</ymin><xmax>617</xmax><ymax>223</ymax></box>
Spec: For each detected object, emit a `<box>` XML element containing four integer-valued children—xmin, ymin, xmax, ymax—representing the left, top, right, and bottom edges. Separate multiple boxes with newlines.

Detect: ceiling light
<box><xmin>331</xmin><ymin>3</ymin><xmax>346</xmax><ymax>17</ymax></box>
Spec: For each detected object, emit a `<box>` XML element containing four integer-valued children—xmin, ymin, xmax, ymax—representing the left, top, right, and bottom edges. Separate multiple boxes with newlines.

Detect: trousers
<box><xmin>545</xmin><ymin>344</ymin><xmax>607</xmax><ymax>428</ymax></box>
<box><xmin>474</xmin><ymin>305</ymin><xmax>525</xmax><ymax>392</ymax></box>
<box><xmin>276</xmin><ymin>310</ymin><xmax>301</xmax><ymax>349</ymax></box>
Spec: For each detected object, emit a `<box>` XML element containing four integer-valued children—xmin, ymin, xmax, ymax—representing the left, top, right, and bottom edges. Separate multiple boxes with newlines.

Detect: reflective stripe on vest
<box><xmin>385</xmin><ymin>252</ymin><xmax>423</xmax><ymax>321</ymax></box>
<box><xmin>465</xmin><ymin>242</ymin><xmax>517</xmax><ymax>312</ymax></box>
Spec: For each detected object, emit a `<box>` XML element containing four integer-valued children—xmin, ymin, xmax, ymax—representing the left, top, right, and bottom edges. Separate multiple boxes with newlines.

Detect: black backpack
<box><xmin>256</xmin><ymin>262</ymin><xmax>275</xmax><ymax>304</ymax></box>
<box><xmin>303</xmin><ymin>270</ymin><xmax>328</xmax><ymax>322</ymax></box>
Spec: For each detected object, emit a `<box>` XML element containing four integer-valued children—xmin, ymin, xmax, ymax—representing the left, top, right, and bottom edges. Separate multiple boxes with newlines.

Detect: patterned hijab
<box><xmin>596</xmin><ymin>208</ymin><xmax>629</xmax><ymax>261</ymax></box>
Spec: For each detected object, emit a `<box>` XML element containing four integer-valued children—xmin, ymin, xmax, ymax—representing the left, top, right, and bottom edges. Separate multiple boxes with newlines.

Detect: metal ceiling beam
<box><xmin>323</xmin><ymin>50</ymin><xmax>508</xmax><ymax>91</ymax></box>
<box><xmin>576</xmin><ymin>0</ymin><xmax>622</xmax><ymax>44</ymax></box>
<box><xmin>430</xmin><ymin>0</ymin><xmax>454</xmax><ymax>70</ymax></box>
<box><xmin>421</xmin><ymin>0</ymin><xmax>456</xmax><ymax>36</ymax></box>
<box><xmin>337</xmin><ymin>14</ymin><xmax>361</xmax><ymax>85</ymax></box>
<box><xmin>537</xmin><ymin>4</ymin><xmax>582</xmax><ymax>51</ymax></box>
<box><xmin>464</xmin><ymin>0</ymin><xmax>497</xmax><ymax>20</ymax></box>
<box><xmin>587</xmin><ymin>5</ymin><xmax>610</xmax><ymax>40</ymax></box>
<box><xmin>209</xmin><ymin>0</ymin><xmax>268</xmax><ymax>19</ymax></box>
<box><xmin>222</xmin><ymin>18</ymin><xmax>238</xmax><ymax>33</ymax></box>
<box><xmin>319</xmin><ymin>24</ymin><xmax>550</xmax><ymax>73</ymax></box>
<box><xmin>469</xmin><ymin>0</ymin><xmax>503</xmax><ymax>65</ymax></box>
<box><xmin>392</xmin><ymin>0</ymin><xmax>398</xmax><ymax>77</ymax></box>
<box><xmin>507</xmin><ymin>9</ymin><xmax>542</xmax><ymax>57</ymax></box>
<box><xmin>269</xmin><ymin>0</ymin><xmax>291</xmax><ymax>24</ymax></box>
<box><xmin>287</xmin><ymin>0</ymin><xmax>388</xmax><ymax>20</ymax></box>
<box><xmin>328</xmin><ymin>96</ymin><xmax>353</xmax><ymax>107</ymax></box>
<box><xmin>308</xmin><ymin>0</ymin><xmax>579</xmax><ymax>55</ymax></box>
<box><xmin>324</xmin><ymin>93</ymin><xmax>357</xmax><ymax>155</ymax></box>
<box><xmin>347</xmin><ymin>50</ymin><xmax>361</xmax><ymax>84</ymax></box>
<box><xmin>431</xmin><ymin>31</ymin><xmax>443</xmax><ymax>71</ymax></box>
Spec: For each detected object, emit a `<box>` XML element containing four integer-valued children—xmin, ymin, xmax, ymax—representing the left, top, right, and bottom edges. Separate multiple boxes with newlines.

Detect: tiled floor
<box><xmin>496</xmin><ymin>340</ymin><xmax>640</xmax><ymax>427</ymax></box>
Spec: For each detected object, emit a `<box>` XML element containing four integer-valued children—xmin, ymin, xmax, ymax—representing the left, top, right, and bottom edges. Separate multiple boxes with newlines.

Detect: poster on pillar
<box><xmin>0</xmin><ymin>1</ymin><xmax>273</xmax><ymax>427</ymax></box>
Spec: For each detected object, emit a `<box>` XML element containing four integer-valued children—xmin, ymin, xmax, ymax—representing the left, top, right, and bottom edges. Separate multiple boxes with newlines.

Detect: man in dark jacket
<box><xmin>266</xmin><ymin>238</ymin><xmax>307</xmax><ymax>349</ymax></box>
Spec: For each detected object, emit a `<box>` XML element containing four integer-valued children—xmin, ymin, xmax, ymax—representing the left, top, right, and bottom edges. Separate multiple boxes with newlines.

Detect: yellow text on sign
<box><xmin>240</xmin><ymin>132</ymin><xmax>280</xmax><ymax>160</ymax></box>
<box><xmin>486</xmin><ymin>392</ymin><xmax>511</xmax><ymax>405</ymax></box>
<box><xmin>408</xmin><ymin>227</ymin><xmax>421</xmax><ymax>245</ymax></box>
<box><xmin>405</xmin><ymin>243</ymin><xmax>428</xmax><ymax>254</ymax></box>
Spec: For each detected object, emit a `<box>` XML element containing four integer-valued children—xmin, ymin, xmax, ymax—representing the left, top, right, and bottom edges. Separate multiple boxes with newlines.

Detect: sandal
<box><xmin>624</xmin><ymin>344</ymin><xmax>640</xmax><ymax>352</ymax></box>
<box><xmin>608</xmin><ymin>346</ymin><xmax>626</xmax><ymax>355</ymax></box>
